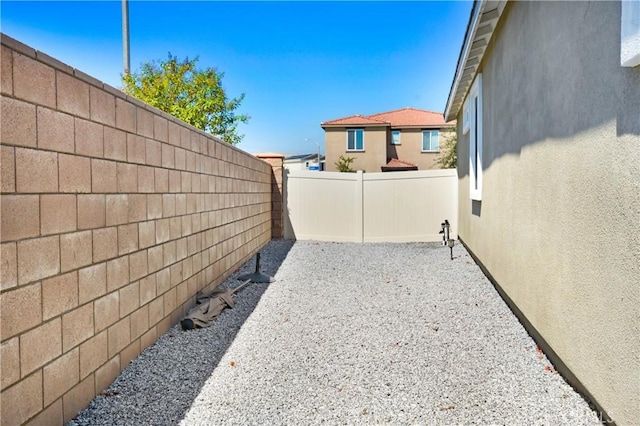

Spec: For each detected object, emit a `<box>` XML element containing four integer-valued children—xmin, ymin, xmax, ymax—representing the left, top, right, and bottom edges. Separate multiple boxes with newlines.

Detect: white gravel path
<box><xmin>71</xmin><ymin>240</ymin><xmax>601</xmax><ymax>425</ymax></box>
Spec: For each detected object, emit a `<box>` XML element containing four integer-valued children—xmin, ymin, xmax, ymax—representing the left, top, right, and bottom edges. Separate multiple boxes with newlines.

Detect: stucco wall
<box><xmin>0</xmin><ymin>34</ymin><xmax>272</xmax><ymax>425</ymax></box>
<box><xmin>324</xmin><ymin>126</ymin><xmax>387</xmax><ymax>172</ymax></box>
<box><xmin>325</xmin><ymin>126</ymin><xmax>453</xmax><ymax>172</ymax></box>
<box><xmin>391</xmin><ymin>128</ymin><xmax>454</xmax><ymax>170</ymax></box>
<box><xmin>456</xmin><ymin>2</ymin><xmax>639</xmax><ymax>424</ymax></box>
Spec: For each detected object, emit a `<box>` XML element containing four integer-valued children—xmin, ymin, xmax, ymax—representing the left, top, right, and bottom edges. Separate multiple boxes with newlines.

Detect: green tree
<box><xmin>335</xmin><ymin>155</ymin><xmax>356</xmax><ymax>172</ymax></box>
<box><xmin>122</xmin><ymin>54</ymin><xmax>249</xmax><ymax>145</ymax></box>
<box><xmin>436</xmin><ymin>126</ymin><xmax>457</xmax><ymax>169</ymax></box>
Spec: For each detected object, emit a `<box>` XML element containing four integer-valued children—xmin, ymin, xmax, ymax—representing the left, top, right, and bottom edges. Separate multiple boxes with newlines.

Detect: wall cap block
<box><xmin>125</xmin><ymin>94</ymin><xmax>148</xmax><ymax>110</ymax></box>
<box><xmin>255</xmin><ymin>153</ymin><xmax>286</xmax><ymax>159</ymax></box>
<box><xmin>73</xmin><ymin>69</ymin><xmax>103</xmax><ymax>89</ymax></box>
<box><xmin>35</xmin><ymin>51</ymin><xmax>73</xmax><ymax>75</ymax></box>
<box><xmin>103</xmin><ymin>83</ymin><xmax>126</xmax><ymax>100</ymax></box>
<box><xmin>0</xmin><ymin>32</ymin><xmax>36</xmax><ymax>58</ymax></box>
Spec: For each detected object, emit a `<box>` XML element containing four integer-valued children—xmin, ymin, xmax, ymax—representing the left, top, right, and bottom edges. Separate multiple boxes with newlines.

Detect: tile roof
<box><xmin>384</xmin><ymin>158</ymin><xmax>418</xmax><ymax>168</ymax></box>
<box><xmin>370</xmin><ymin>108</ymin><xmax>451</xmax><ymax>127</ymax></box>
<box><xmin>321</xmin><ymin>114</ymin><xmax>389</xmax><ymax>126</ymax></box>
<box><xmin>322</xmin><ymin>108</ymin><xmax>454</xmax><ymax>128</ymax></box>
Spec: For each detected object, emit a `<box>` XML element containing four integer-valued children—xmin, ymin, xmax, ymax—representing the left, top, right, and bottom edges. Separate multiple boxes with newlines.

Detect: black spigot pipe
<box><xmin>238</xmin><ymin>252</ymin><xmax>275</xmax><ymax>283</ymax></box>
<box><xmin>254</xmin><ymin>252</ymin><xmax>261</xmax><ymax>273</ymax></box>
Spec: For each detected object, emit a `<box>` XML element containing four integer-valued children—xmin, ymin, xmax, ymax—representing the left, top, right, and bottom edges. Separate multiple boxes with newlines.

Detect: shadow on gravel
<box><xmin>68</xmin><ymin>239</ymin><xmax>295</xmax><ymax>426</ymax></box>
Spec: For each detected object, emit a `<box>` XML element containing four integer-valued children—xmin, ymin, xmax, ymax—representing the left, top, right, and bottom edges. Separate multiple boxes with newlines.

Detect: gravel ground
<box><xmin>70</xmin><ymin>240</ymin><xmax>601</xmax><ymax>425</ymax></box>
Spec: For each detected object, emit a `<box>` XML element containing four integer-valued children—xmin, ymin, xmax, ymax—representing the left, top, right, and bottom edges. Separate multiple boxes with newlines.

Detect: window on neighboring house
<box><xmin>391</xmin><ymin>130</ymin><xmax>401</xmax><ymax>145</ymax></box>
<box><xmin>347</xmin><ymin>129</ymin><xmax>364</xmax><ymax>151</ymax></box>
<box><xmin>422</xmin><ymin>130</ymin><xmax>439</xmax><ymax>152</ymax></box>
<box><xmin>468</xmin><ymin>73</ymin><xmax>483</xmax><ymax>201</ymax></box>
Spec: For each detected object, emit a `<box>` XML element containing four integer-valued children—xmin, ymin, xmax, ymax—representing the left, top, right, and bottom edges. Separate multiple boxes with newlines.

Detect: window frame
<box><xmin>462</xmin><ymin>98</ymin><xmax>470</xmax><ymax>134</ymax></box>
<box><xmin>391</xmin><ymin>130</ymin><xmax>401</xmax><ymax>145</ymax></box>
<box><xmin>421</xmin><ymin>130</ymin><xmax>440</xmax><ymax>152</ymax></box>
<box><xmin>468</xmin><ymin>73</ymin><xmax>483</xmax><ymax>201</ymax></box>
<box><xmin>346</xmin><ymin>128</ymin><xmax>365</xmax><ymax>152</ymax></box>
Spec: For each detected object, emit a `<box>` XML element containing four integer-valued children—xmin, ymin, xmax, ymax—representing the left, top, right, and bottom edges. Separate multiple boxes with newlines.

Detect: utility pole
<box><xmin>122</xmin><ymin>0</ymin><xmax>130</xmax><ymax>75</ymax></box>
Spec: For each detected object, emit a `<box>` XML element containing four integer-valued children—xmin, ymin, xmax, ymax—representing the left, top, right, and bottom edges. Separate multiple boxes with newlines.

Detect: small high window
<box><xmin>347</xmin><ymin>129</ymin><xmax>364</xmax><ymax>151</ymax></box>
<box><xmin>422</xmin><ymin>130</ymin><xmax>439</xmax><ymax>152</ymax></box>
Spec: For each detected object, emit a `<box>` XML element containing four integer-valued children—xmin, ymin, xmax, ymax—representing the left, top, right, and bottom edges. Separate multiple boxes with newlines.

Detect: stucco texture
<box><xmin>325</xmin><ymin>127</ymin><xmax>453</xmax><ymax>172</ymax></box>
<box><xmin>324</xmin><ymin>127</ymin><xmax>387</xmax><ymax>172</ymax></box>
<box><xmin>456</xmin><ymin>2</ymin><xmax>639</xmax><ymax>425</ymax></box>
<box><xmin>390</xmin><ymin>128</ymin><xmax>454</xmax><ymax>170</ymax></box>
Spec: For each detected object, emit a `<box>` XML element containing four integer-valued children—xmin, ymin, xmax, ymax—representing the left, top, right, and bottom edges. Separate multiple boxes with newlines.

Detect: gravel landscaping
<box><xmin>70</xmin><ymin>240</ymin><xmax>601</xmax><ymax>425</ymax></box>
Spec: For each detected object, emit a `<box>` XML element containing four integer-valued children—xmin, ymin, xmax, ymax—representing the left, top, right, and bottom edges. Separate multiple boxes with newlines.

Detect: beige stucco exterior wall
<box><xmin>456</xmin><ymin>2</ymin><xmax>639</xmax><ymax>425</ymax></box>
<box><xmin>391</xmin><ymin>128</ymin><xmax>454</xmax><ymax>170</ymax></box>
<box><xmin>325</xmin><ymin>126</ymin><xmax>453</xmax><ymax>172</ymax></box>
<box><xmin>0</xmin><ymin>34</ymin><xmax>272</xmax><ymax>425</ymax></box>
<box><xmin>324</xmin><ymin>126</ymin><xmax>387</xmax><ymax>172</ymax></box>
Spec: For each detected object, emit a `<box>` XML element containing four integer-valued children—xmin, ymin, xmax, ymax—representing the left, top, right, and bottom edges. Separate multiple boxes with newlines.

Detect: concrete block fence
<box><xmin>0</xmin><ymin>33</ymin><xmax>275</xmax><ymax>425</ymax></box>
<box><xmin>254</xmin><ymin>153</ymin><xmax>284</xmax><ymax>238</ymax></box>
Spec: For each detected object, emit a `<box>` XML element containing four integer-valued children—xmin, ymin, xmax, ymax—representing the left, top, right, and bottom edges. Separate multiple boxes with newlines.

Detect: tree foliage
<box><xmin>436</xmin><ymin>127</ymin><xmax>457</xmax><ymax>169</ymax></box>
<box><xmin>335</xmin><ymin>155</ymin><xmax>356</xmax><ymax>172</ymax></box>
<box><xmin>122</xmin><ymin>54</ymin><xmax>249</xmax><ymax>145</ymax></box>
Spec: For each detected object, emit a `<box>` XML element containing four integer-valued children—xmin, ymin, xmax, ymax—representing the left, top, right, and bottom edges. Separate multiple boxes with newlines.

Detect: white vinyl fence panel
<box><xmin>284</xmin><ymin>169</ymin><xmax>457</xmax><ymax>242</ymax></box>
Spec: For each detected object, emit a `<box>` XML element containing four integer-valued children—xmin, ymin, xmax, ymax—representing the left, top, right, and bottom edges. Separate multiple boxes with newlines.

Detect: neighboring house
<box><xmin>445</xmin><ymin>1</ymin><xmax>639</xmax><ymax>425</ymax></box>
<box><xmin>321</xmin><ymin>107</ymin><xmax>454</xmax><ymax>172</ymax></box>
<box><xmin>283</xmin><ymin>153</ymin><xmax>325</xmax><ymax>171</ymax></box>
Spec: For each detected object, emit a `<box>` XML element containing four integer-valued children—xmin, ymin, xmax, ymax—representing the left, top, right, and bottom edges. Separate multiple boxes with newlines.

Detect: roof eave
<box><xmin>321</xmin><ymin>123</ymin><xmax>390</xmax><ymax>129</ymax></box>
<box><xmin>391</xmin><ymin>124</ymin><xmax>455</xmax><ymax>129</ymax></box>
<box><xmin>444</xmin><ymin>0</ymin><xmax>507</xmax><ymax>122</ymax></box>
<box><xmin>381</xmin><ymin>167</ymin><xmax>418</xmax><ymax>172</ymax></box>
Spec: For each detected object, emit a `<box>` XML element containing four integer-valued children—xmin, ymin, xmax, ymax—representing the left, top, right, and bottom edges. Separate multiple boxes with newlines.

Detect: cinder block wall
<box><xmin>255</xmin><ymin>153</ymin><xmax>284</xmax><ymax>238</ymax></box>
<box><xmin>0</xmin><ymin>34</ymin><xmax>272</xmax><ymax>425</ymax></box>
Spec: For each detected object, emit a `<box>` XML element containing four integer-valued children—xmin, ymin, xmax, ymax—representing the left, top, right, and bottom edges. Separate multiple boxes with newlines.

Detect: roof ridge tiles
<box><xmin>368</xmin><ymin>107</ymin><xmax>443</xmax><ymax>117</ymax></box>
<box><xmin>321</xmin><ymin>114</ymin><xmax>390</xmax><ymax>125</ymax></box>
<box><xmin>322</xmin><ymin>107</ymin><xmax>452</xmax><ymax>127</ymax></box>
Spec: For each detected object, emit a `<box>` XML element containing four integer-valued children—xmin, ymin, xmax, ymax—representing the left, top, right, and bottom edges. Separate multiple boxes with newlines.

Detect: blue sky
<box><xmin>1</xmin><ymin>1</ymin><xmax>472</xmax><ymax>156</ymax></box>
